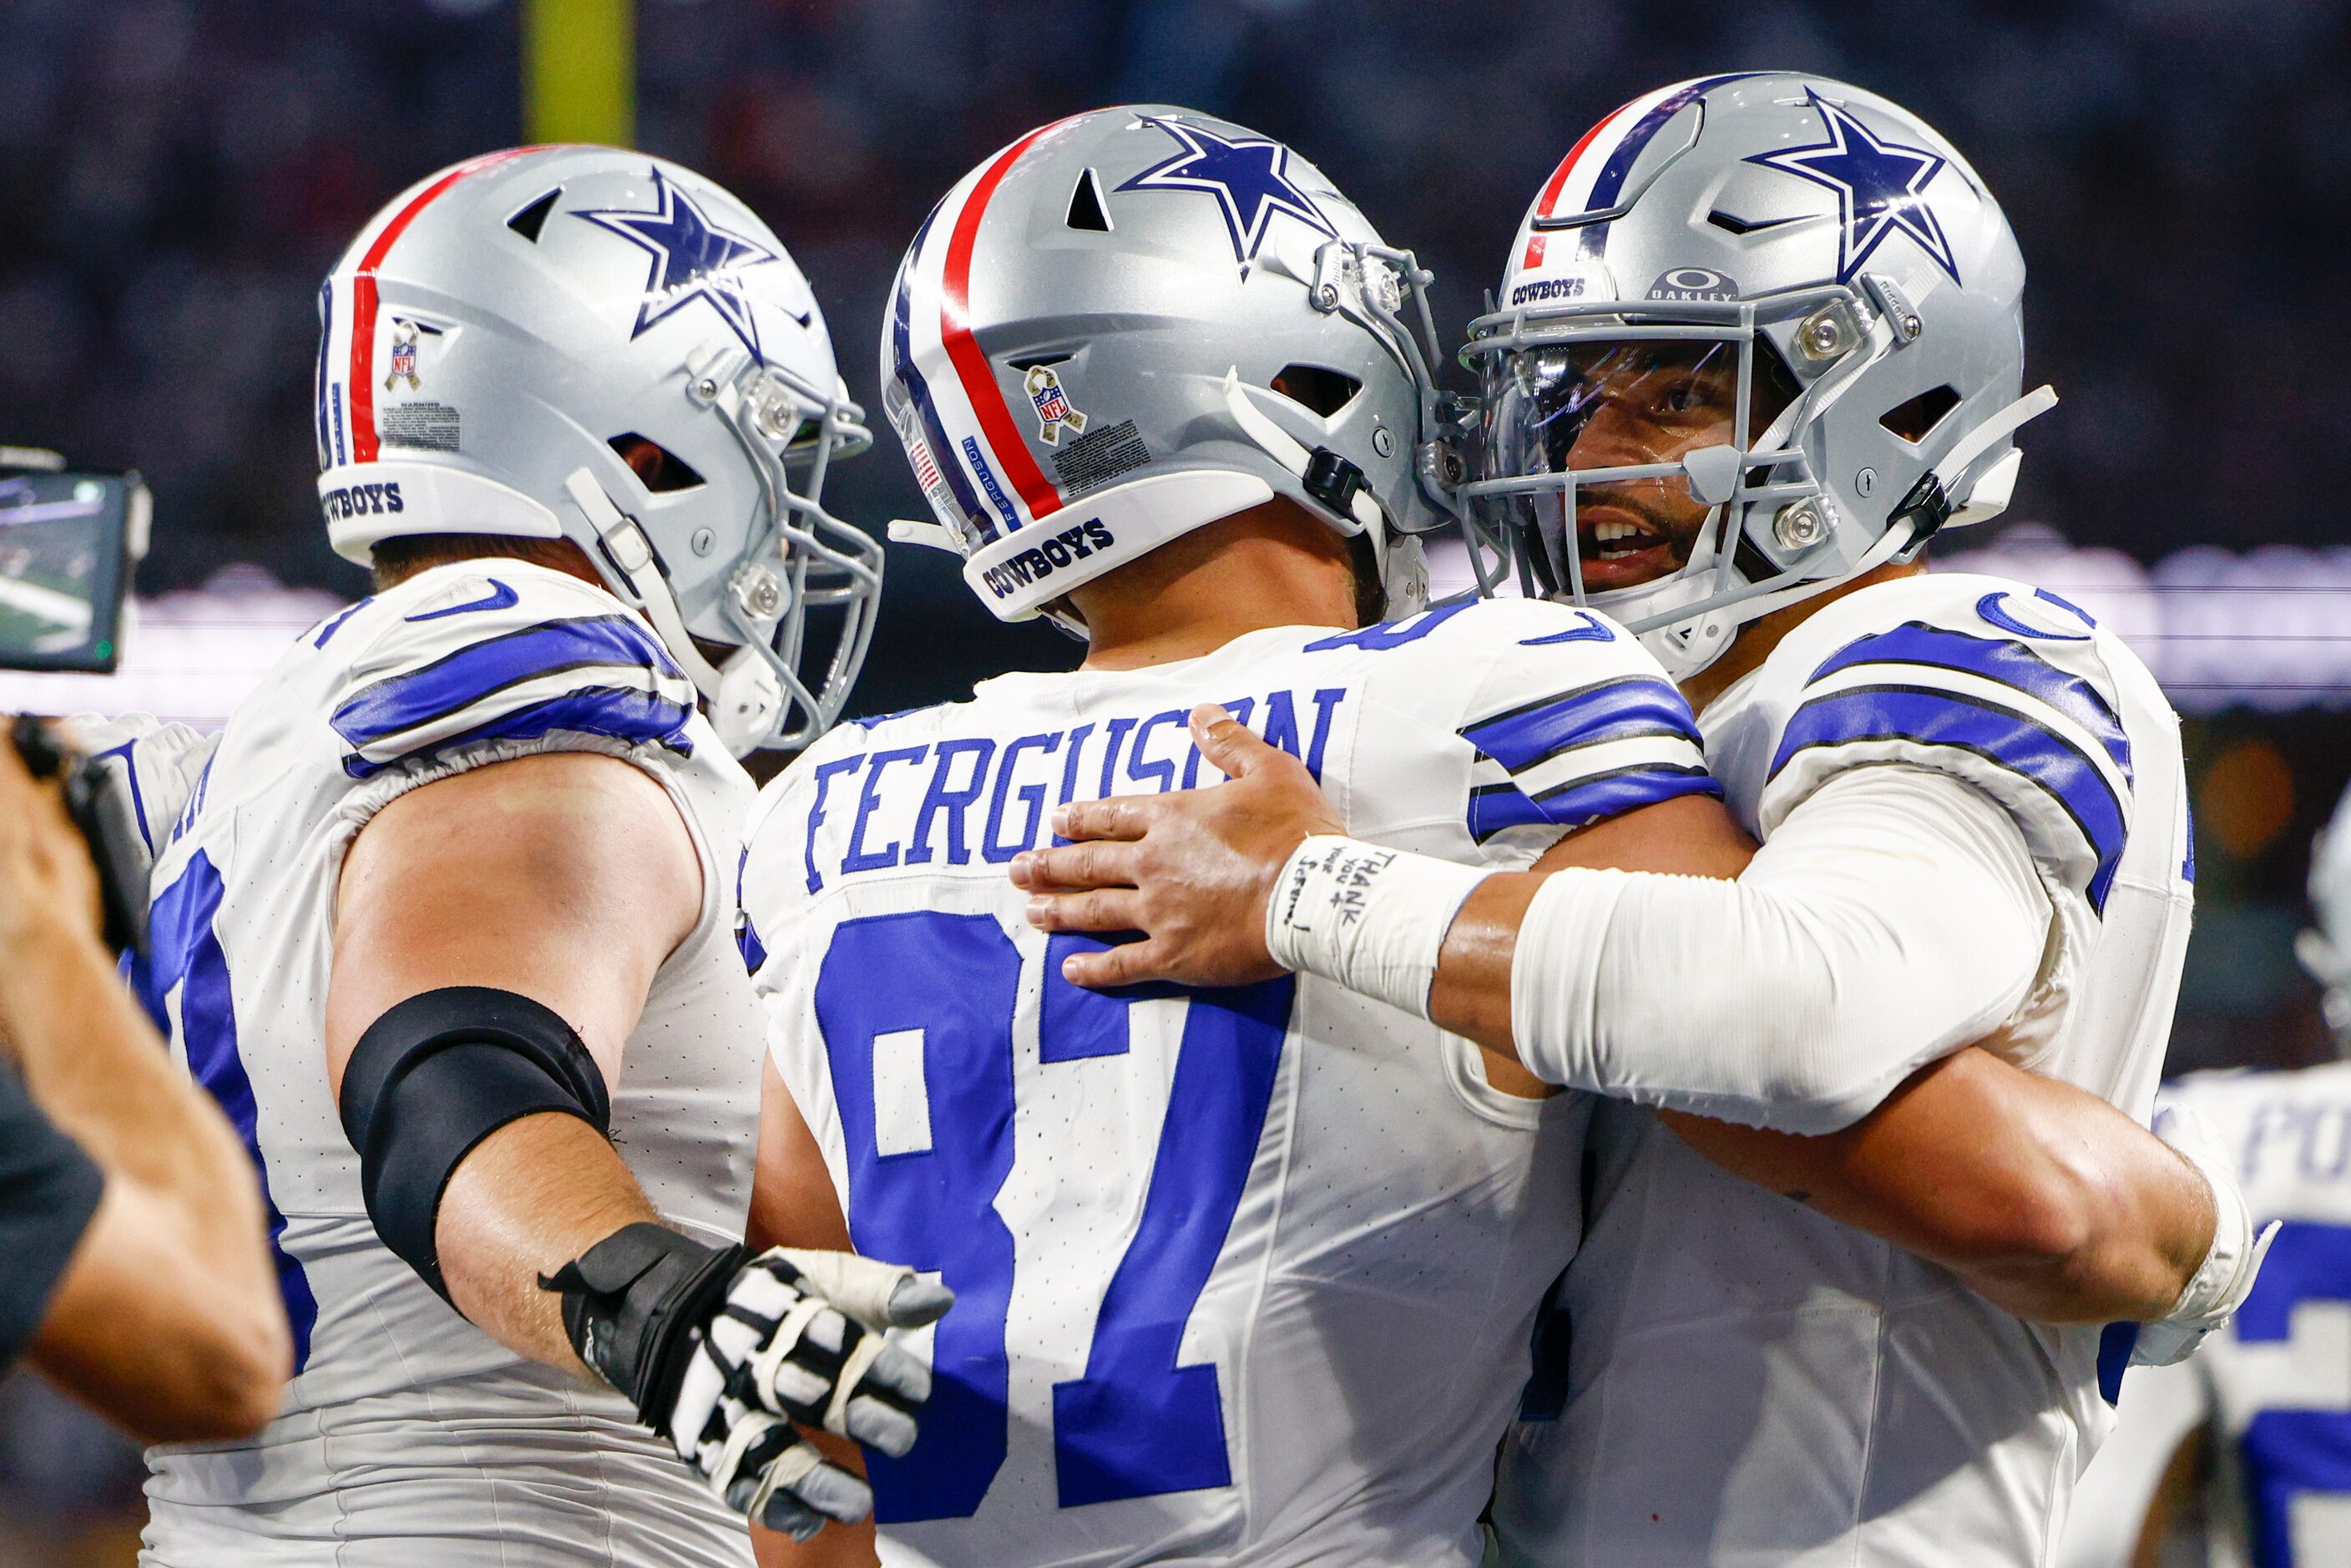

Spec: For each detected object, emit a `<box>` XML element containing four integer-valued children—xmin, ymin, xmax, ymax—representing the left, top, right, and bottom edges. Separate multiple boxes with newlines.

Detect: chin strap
<box><xmin>887</xmin><ymin>518</ymin><xmax>964</xmax><ymax>554</ymax></box>
<box><xmin>564</xmin><ymin>468</ymin><xmax>726</xmax><ymax>699</ymax></box>
<box><xmin>1713</xmin><ymin>384</ymin><xmax>2061</xmax><ymax>632</ymax></box>
<box><xmin>1888</xmin><ymin>384</ymin><xmax>2059</xmax><ymax>541</ymax></box>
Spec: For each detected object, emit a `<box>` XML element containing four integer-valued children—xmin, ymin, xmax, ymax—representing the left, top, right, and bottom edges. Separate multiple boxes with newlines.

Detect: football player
<box><xmin>124</xmin><ymin>147</ymin><xmax>943</xmax><ymax>1565</ymax></box>
<box><xmin>2059</xmin><ymin>778</ymin><xmax>2351</xmax><ymax>1568</ymax></box>
<box><xmin>744</xmin><ymin>105</ymin><xmax>2222</xmax><ymax>1567</ymax></box>
<box><xmin>1013</xmin><ymin>75</ymin><xmax>2268</xmax><ymax>1565</ymax></box>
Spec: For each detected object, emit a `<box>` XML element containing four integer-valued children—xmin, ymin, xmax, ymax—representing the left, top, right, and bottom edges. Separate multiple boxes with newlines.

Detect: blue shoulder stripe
<box><xmin>1460</xmin><ymin>675</ymin><xmax>1702</xmax><ymax>774</ymax></box>
<box><xmin>1811</xmin><ymin>621</ymin><xmax>2131</xmax><ymax>783</ymax></box>
<box><xmin>1770</xmin><ymin>684</ymin><xmax>2126</xmax><ymax>911</ymax></box>
<box><xmin>341</xmin><ymin>685</ymin><xmax>693</xmax><ymax>779</ymax></box>
<box><xmin>332</xmin><ymin>615</ymin><xmax>682</xmax><ymax>751</ymax></box>
<box><xmin>1469</xmin><ymin>764</ymin><xmax>1719</xmax><ymax>842</ymax></box>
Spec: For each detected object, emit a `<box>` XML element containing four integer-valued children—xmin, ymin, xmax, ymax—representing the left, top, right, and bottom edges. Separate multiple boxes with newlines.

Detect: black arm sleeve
<box><xmin>0</xmin><ymin>1060</ymin><xmax>105</xmax><ymax>1373</ymax></box>
<box><xmin>339</xmin><ymin>987</ymin><xmax>612</xmax><ymax>1302</ymax></box>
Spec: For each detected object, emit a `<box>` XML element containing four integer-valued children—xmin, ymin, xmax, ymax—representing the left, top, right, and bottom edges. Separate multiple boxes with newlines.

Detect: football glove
<box><xmin>542</xmin><ymin>1223</ymin><xmax>951</xmax><ymax>1539</ymax></box>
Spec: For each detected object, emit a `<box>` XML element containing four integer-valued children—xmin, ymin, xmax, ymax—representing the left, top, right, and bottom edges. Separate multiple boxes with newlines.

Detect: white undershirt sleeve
<box><xmin>1509</xmin><ymin>763</ymin><xmax>2054</xmax><ymax>1134</ymax></box>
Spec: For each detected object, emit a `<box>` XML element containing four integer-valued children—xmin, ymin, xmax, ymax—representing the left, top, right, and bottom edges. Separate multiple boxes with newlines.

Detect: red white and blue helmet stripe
<box><xmin>1515</xmin><ymin>74</ymin><xmax>1761</xmax><ymax>274</ymax></box>
<box><xmin>316</xmin><ymin>147</ymin><xmax>548</xmax><ymax>473</ymax></box>
<box><xmin>885</xmin><ymin>117</ymin><xmax>1085</xmax><ymax>547</ymax></box>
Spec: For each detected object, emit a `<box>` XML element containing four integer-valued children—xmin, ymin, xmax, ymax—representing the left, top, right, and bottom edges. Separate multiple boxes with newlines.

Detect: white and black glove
<box><xmin>2133</xmin><ymin>1104</ymin><xmax>2279</xmax><ymax>1367</ymax></box>
<box><xmin>541</xmin><ymin>1223</ymin><xmax>952</xmax><ymax>1540</ymax></box>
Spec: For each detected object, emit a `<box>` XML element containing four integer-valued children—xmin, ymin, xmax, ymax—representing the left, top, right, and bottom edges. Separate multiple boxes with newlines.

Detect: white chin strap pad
<box><xmin>1935</xmin><ymin>385</ymin><xmax>2057</xmax><ymax>500</ymax></box>
<box><xmin>562</xmin><ymin>467</ymin><xmax>726</xmax><ymax>698</ymax></box>
<box><xmin>888</xmin><ymin>518</ymin><xmax>964</xmax><ymax>554</ymax></box>
<box><xmin>713</xmin><ymin>650</ymin><xmax>785</xmax><ymax>757</ymax></box>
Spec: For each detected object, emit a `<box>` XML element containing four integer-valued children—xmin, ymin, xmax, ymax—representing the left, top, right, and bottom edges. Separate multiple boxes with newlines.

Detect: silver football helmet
<box><xmin>2302</xmin><ymin>780</ymin><xmax>2351</xmax><ymax>1049</ymax></box>
<box><xmin>314</xmin><ymin>146</ymin><xmax>881</xmax><ymax>752</ymax></box>
<box><xmin>879</xmin><ymin>106</ymin><xmax>1465</xmax><ymax>631</ymax></box>
<box><xmin>1461</xmin><ymin>73</ymin><xmax>2056</xmax><ymax>679</ymax></box>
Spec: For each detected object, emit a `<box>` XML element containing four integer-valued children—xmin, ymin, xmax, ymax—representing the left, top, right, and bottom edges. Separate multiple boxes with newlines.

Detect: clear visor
<box><xmin>882</xmin><ymin>379</ymin><xmax>995</xmax><ymax>556</ymax></box>
<box><xmin>1469</xmin><ymin>329</ymin><xmax>1806</xmax><ymax>607</ymax></box>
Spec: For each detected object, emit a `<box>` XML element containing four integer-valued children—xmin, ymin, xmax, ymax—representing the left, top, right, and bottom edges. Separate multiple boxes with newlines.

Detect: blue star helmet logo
<box><xmin>576</xmin><ymin>168</ymin><xmax>786</xmax><ymax>363</ymax></box>
<box><xmin>1116</xmin><ymin>116</ymin><xmax>1337</xmax><ymax>273</ymax></box>
<box><xmin>1745</xmin><ymin>90</ymin><xmax>1963</xmax><ymax>285</ymax></box>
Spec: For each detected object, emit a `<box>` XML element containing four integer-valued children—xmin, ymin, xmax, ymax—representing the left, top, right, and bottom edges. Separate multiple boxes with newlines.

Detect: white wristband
<box><xmin>2133</xmin><ymin>1104</ymin><xmax>2282</xmax><ymax>1367</ymax></box>
<box><xmin>1265</xmin><ymin>835</ymin><xmax>1491</xmax><ymax>1019</ymax></box>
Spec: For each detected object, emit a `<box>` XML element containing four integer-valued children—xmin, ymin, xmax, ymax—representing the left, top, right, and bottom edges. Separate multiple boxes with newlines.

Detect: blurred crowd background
<box><xmin>3</xmin><ymin>0</ymin><xmax>2348</xmax><ymax>1558</ymax></box>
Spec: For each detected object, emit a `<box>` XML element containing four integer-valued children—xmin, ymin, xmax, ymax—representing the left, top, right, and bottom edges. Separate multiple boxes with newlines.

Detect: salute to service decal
<box><xmin>1024</xmin><ymin>363</ymin><xmax>1088</xmax><ymax>445</ymax></box>
<box><xmin>384</xmin><ymin>321</ymin><xmax>422</xmax><ymax>390</ymax></box>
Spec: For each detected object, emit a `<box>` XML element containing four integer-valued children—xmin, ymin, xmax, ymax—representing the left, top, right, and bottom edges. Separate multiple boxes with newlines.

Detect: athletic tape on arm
<box><xmin>1266</xmin><ymin>836</ymin><xmax>1493</xmax><ymax>1017</ymax></box>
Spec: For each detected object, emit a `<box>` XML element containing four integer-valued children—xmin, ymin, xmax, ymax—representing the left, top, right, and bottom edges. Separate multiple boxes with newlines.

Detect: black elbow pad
<box><xmin>338</xmin><ymin>987</ymin><xmax>611</xmax><ymax>1302</ymax></box>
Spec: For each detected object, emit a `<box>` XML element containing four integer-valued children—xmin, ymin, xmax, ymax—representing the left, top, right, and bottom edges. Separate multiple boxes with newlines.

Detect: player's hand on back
<box><xmin>544</xmin><ymin>1227</ymin><xmax>952</xmax><ymax>1540</ymax></box>
<box><xmin>1013</xmin><ymin>704</ymin><xmax>1341</xmax><ymax>990</ymax></box>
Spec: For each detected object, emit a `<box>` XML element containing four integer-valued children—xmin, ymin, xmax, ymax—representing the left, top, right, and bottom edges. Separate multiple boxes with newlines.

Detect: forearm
<box><xmin>1959</xmin><ymin>1106</ymin><xmax>2211</xmax><ymax>1325</ymax></box>
<box><xmin>28</xmin><ymin>1176</ymin><xmax>290</xmax><ymax>1441</ymax></box>
<box><xmin>1427</xmin><ymin>870</ymin><xmax>1542</xmax><ymax>1050</ymax></box>
<box><xmin>1429</xmin><ymin>792</ymin><xmax>1756</xmax><ymax>1049</ymax></box>
<box><xmin>1666</xmin><ymin>1048</ymin><xmax>2212</xmax><ymax>1323</ymax></box>
<box><xmin>1479</xmin><ymin>767</ymin><xmax>2052</xmax><ymax>1132</ymax></box>
<box><xmin>434</xmin><ymin>1110</ymin><xmax>662</xmax><ymax>1378</ymax></box>
<box><xmin>1</xmin><ymin>910</ymin><xmax>254</xmax><ymax>1197</ymax></box>
<box><xmin>0</xmin><ymin>908</ymin><xmax>286</xmax><ymax>1396</ymax></box>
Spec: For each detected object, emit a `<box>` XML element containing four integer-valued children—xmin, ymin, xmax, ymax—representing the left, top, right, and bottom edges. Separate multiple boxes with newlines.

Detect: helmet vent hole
<box><xmin>1066</xmin><ymin>168</ymin><xmax>1112</xmax><ymax>233</ymax></box>
<box><xmin>1879</xmin><ymin>385</ymin><xmax>1961</xmax><ymax>443</ymax></box>
<box><xmin>609</xmin><ymin>433</ymin><xmax>706</xmax><ymax>493</ymax></box>
<box><xmin>1706</xmin><ymin>208</ymin><xmax>1782</xmax><ymax>235</ymax></box>
<box><xmin>507</xmin><ymin>188</ymin><xmax>562</xmax><ymax>244</ymax></box>
<box><xmin>1270</xmin><ymin>365</ymin><xmax>1361</xmax><ymax>419</ymax></box>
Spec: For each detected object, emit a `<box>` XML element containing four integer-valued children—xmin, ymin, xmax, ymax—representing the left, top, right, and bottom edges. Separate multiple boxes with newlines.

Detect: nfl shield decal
<box><xmin>384</xmin><ymin>321</ymin><xmax>421</xmax><ymax>391</ymax></box>
<box><xmin>1024</xmin><ymin>364</ymin><xmax>1088</xmax><ymax>446</ymax></box>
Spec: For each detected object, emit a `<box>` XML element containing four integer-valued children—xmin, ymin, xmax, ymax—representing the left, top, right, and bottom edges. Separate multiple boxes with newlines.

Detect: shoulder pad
<box><xmin>328</xmin><ymin>566</ymin><xmax>697</xmax><ymax>781</ymax></box>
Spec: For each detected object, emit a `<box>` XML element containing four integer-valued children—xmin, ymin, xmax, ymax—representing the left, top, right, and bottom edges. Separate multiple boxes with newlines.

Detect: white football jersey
<box><xmin>743</xmin><ymin>597</ymin><xmax>1718</xmax><ymax>1567</ymax></box>
<box><xmin>1494</xmin><ymin>572</ymin><xmax>2195</xmax><ymax>1566</ymax></box>
<box><xmin>2062</xmin><ymin>1065</ymin><xmax>2351</xmax><ymax>1568</ymax></box>
<box><xmin>125</xmin><ymin>560</ymin><xmax>764</xmax><ymax>1567</ymax></box>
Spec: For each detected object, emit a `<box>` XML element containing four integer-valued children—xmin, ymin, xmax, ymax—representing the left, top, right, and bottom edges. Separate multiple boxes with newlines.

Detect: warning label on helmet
<box><xmin>382</xmin><ymin>402</ymin><xmax>460</xmax><ymax>453</ymax></box>
<box><xmin>1050</xmin><ymin>420</ymin><xmax>1150</xmax><ymax>497</ymax></box>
